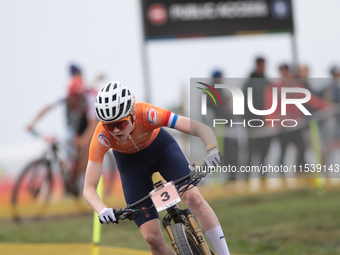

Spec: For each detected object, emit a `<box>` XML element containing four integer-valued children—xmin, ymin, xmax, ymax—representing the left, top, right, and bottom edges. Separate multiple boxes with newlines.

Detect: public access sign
<box><xmin>142</xmin><ymin>0</ymin><xmax>294</xmax><ymax>40</ymax></box>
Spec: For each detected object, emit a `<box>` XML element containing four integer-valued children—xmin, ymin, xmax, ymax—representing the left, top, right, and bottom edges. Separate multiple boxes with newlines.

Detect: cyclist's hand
<box><xmin>42</xmin><ymin>135</ymin><xmax>56</xmax><ymax>144</ymax></box>
<box><xmin>204</xmin><ymin>150</ymin><xmax>223</xmax><ymax>167</ymax></box>
<box><xmin>98</xmin><ymin>208</ymin><xmax>118</xmax><ymax>224</ymax></box>
<box><xmin>27</xmin><ymin>124</ymin><xmax>35</xmax><ymax>132</ymax></box>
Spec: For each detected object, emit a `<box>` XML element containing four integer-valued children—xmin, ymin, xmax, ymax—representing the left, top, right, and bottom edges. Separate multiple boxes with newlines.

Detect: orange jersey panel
<box><xmin>89</xmin><ymin>102</ymin><xmax>178</xmax><ymax>163</ymax></box>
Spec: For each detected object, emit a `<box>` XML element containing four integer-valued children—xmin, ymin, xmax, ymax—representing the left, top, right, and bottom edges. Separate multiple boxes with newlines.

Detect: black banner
<box><xmin>142</xmin><ymin>0</ymin><xmax>294</xmax><ymax>40</ymax></box>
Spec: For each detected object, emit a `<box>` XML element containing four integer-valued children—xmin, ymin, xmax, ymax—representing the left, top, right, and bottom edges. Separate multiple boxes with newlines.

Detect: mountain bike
<box><xmin>114</xmin><ymin>165</ymin><xmax>216</xmax><ymax>255</ymax></box>
<box><xmin>11</xmin><ymin>130</ymin><xmax>117</xmax><ymax>222</ymax></box>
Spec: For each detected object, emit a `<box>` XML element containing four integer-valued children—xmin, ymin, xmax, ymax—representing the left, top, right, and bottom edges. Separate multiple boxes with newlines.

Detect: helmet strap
<box><xmin>129</xmin><ymin>113</ymin><xmax>134</xmax><ymax>125</ymax></box>
<box><xmin>129</xmin><ymin>113</ymin><xmax>134</xmax><ymax>134</ymax></box>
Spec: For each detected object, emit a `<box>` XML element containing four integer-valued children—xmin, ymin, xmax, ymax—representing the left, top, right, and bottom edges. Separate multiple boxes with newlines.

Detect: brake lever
<box><xmin>118</xmin><ymin>214</ymin><xmax>126</xmax><ymax>220</ymax></box>
<box><xmin>190</xmin><ymin>164</ymin><xmax>209</xmax><ymax>180</ymax></box>
<box><xmin>118</xmin><ymin>208</ymin><xmax>142</xmax><ymax>221</ymax></box>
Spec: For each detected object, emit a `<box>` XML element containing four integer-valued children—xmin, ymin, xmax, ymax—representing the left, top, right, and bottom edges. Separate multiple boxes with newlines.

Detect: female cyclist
<box><xmin>83</xmin><ymin>82</ymin><xmax>230</xmax><ymax>255</ymax></box>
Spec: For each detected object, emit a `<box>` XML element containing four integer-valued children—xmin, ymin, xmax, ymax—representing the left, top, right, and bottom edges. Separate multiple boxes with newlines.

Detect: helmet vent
<box><xmin>128</xmin><ymin>90</ymin><xmax>131</xmax><ymax>95</ymax></box>
<box><xmin>113</xmin><ymin>83</ymin><xmax>117</xmax><ymax>89</ymax></box>
<box><xmin>105</xmin><ymin>97</ymin><xmax>109</xmax><ymax>104</ymax></box>
<box><xmin>122</xmin><ymin>89</ymin><xmax>126</xmax><ymax>97</ymax></box>
<box><xmin>106</xmin><ymin>83</ymin><xmax>111</xmax><ymax>92</ymax></box>
<box><xmin>99</xmin><ymin>97</ymin><xmax>102</xmax><ymax>104</ymax></box>
<box><xmin>125</xmin><ymin>99</ymin><xmax>131</xmax><ymax>114</ymax></box>
<box><xmin>112</xmin><ymin>107</ymin><xmax>116</xmax><ymax>117</ymax></box>
<box><xmin>95</xmin><ymin>108</ymin><xmax>102</xmax><ymax>120</ymax></box>
<box><xmin>106</xmin><ymin>109</ymin><xmax>110</xmax><ymax>116</ymax></box>
<box><xmin>112</xmin><ymin>94</ymin><xmax>116</xmax><ymax>101</ymax></box>
<box><xmin>118</xmin><ymin>103</ymin><xmax>124</xmax><ymax>116</ymax></box>
<box><xmin>100</xmin><ymin>109</ymin><xmax>105</xmax><ymax>118</ymax></box>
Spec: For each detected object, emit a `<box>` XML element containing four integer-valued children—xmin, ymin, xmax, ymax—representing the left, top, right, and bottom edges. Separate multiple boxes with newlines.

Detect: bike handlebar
<box><xmin>29</xmin><ymin>129</ymin><xmax>57</xmax><ymax>144</ymax></box>
<box><xmin>115</xmin><ymin>164</ymin><xmax>208</xmax><ymax>219</ymax></box>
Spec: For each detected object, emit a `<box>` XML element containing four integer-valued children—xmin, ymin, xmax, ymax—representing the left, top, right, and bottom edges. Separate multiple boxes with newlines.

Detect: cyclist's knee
<box><xmin>143</xmin><ymin>233</ymin><xmax>157</xmax><ymax>244</ymax></box>
<box><xmin>182</xmin><ymin>189</ymin><xmax>204</xmax><ymax>210</ymax></box>
<box><xmin>143</xmin><ymin>233</ymin><xmax>164</xmax><ymax>250</ymax></box>
<box><xmin>140</xmin><ymin>220</ymin><xmax>166</xmax><ymax>250</ymax></box>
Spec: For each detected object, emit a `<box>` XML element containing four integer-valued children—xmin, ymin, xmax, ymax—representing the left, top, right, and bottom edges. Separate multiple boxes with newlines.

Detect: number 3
<box><xmin>161</xmin><ymin>191</ymin><xmax>170</xmax><ymax>202</ymax></box>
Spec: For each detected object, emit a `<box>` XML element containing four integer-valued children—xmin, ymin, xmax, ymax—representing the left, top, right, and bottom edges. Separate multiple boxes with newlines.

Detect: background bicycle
<box><xmin>11</xmin><ymin>130</ymin><xmax>117</xmax><ymax>222</ymax></box>
<box><xmin>113</xmin><ymin>165</ymin><xmax>216</xmax><ymax>255</ymax></box>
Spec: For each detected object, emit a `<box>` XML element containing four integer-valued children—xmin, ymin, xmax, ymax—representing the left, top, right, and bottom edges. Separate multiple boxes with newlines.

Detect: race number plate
<box><xmin>150</xmin><ymin>181</ymin><xmax>181</xmax><ymax>212</ymax></box>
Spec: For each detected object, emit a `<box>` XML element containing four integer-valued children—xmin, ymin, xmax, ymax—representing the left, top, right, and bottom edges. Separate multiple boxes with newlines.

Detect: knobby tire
<box><xmin>172</xmin><ymin>223</ymin><xmax>204</xmax><ymax>255</ymax></box>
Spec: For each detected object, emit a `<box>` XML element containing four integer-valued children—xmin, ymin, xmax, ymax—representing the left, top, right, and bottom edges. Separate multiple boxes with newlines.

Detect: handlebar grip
<box><xmin>115</xmin><ymin>208</ymin><xmax>123</xmax><ymax>217</ymax></box>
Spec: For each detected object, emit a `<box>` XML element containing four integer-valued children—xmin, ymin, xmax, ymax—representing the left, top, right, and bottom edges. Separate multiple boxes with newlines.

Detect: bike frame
<box><xmin>29</xmin><ymin>131</ymin><xmax>80</xmax><ymax>194</ymax></box>
<box><xmin>115</xmin><ymin>170</ymin><xmax>215</xmax><ymax>255</ymax></box>
<box><xmin>42</xmin><ymin>141</ymin><xmax>74</xmax><ymax>186</ymax></box>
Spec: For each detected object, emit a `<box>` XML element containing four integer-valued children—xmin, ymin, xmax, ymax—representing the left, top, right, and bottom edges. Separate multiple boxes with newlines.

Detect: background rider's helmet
<box><xmin>70</xmin><ymin>64</ymin><xmax>81</xmax><ymax>76</ymax></box>
<box><xmin>94</xmin><ymin>82</ymin><xmax>134</xmax><ymax>123</ymax></box>
<box><xmin>212</xmin><ymin>70</ymin><xmax>223</xmax><ymax>79</ymax></box>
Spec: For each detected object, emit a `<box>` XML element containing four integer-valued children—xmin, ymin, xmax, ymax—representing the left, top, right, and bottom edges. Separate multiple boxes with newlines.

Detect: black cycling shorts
<box><xmin>113</xmin><ymin>128</ymin><xmax>191</xmax><ymax>228</ymax></box>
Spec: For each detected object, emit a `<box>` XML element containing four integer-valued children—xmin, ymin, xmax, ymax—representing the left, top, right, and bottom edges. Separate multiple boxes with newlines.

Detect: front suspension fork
<box><xmin>162</xmin><ymin>207</ymin><xmax>214</xmax><ymax>255</ymax></box>
<box><xmin>183</xmin><ymin>208</ymin><xmax>213</xmax><ymax>255</ymax></box>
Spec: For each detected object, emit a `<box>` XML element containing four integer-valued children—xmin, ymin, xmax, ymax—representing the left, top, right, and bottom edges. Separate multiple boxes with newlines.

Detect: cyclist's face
<box><xmin>104</xmin><ymin>114</ymin><xmax>134</xmax><ymax>141</ymax></box>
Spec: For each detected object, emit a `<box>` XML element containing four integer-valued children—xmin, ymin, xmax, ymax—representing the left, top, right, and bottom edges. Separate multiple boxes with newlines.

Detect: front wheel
<box><xmin>172</xmin><ymin>223</ymin><xmax>204</xmax><ymax>255</ymax></box>
<box><xmin>11</xmin><ymin>158</ymin><xmax>53</xmax><ymax>222</ymax></box>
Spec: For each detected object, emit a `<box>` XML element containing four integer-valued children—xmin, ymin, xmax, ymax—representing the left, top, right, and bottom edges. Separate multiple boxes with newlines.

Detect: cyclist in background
<box><xmin>27</xmin><ymin>64</ymin><xmax>98</xmax><ymax>195</ymax></box>
<box><xmin>83</xmin><ymin>82</ymin><xmax>230</xmax><ymax>255</ymax></box>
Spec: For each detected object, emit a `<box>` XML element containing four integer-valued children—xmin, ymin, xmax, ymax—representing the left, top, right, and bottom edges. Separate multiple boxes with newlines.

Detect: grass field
<box><xmin>1</xmin><ymin>187</ymin><xmax>340</xmax><ymax>255</ymax></box>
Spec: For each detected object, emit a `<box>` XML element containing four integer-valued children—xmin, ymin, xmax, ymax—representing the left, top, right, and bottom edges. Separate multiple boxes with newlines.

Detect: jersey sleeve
<box><xmin>139</xmin><ymin>102</ymin><xmax>178</xmax><ymax>129</ymax></box>
<box><xmin>89</xmin><ymin>123</ymin><xmax>112</xmax><ymax>163</ymax></box>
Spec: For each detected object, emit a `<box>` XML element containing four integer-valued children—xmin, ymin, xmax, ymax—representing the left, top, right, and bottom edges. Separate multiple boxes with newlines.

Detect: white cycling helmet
<box><xmin>95</xmin><ymin>82</ymin><xmax>134</xmax><ymax>123</ymax></box>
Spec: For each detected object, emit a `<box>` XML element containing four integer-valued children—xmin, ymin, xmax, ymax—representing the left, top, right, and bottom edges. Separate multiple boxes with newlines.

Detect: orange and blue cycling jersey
<box><xmin>89</xmin><ymin>102</ymin><xmax>178</xmax><ymax>163</ymax></box>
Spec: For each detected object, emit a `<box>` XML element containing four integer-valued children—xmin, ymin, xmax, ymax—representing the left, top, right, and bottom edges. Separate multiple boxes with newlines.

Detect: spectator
<box><xmin>320</xmin><ymin>65</ymin><xmax>340</xmax><ymax>104</ymax></box>
<box><xmin>320</xmin><ymin>65</ymin><xmax>340</xmax><ymax>145</ymax></box>
<box><xmin>242</xmin><ymin>57</ymin><xmax>272</xmax><ymax>189</ymax></box>
<box><xmin>296</xmin><ymin>64</ymin><xmax>318</xmax><ymax>119</ymax></box>
<box><xmin>296</xmin><ymin>64</ymin><xmax>315</xmax><ymax>94</ymax></box>
<box><xmin>264</xmin><ymin>64</ymin><xmax>329</xmax><ymax>177</ymax></box>
<box><xmin>205</xmin><ymin>70</ymin><xmax>239</xmax><ymax>183</ymax></box>
<box><xmin>322</xmin><ymin>65</ymin><xmax>340</xmax><ymax>93</ymax></box>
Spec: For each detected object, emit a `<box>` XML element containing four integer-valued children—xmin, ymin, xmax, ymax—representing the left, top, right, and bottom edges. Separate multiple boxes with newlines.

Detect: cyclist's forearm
<box><xmin>194</xmin><ymin>123</ymin><xmax>218</xmax><ymax>148</ymax></box>
<box><xmin>28</xmin><ymin>104</ymin><xmax>53</xmax><ymax>129</ymax></box>
<box><xmin>83</xmin><ymin>186</ymin><xmax>107</xmax><ymax>213</ymax></box>
<box><xmin>176</xmin><ymin>117</ymin><xmax>218</xmax><ymax>148</ymax></box>
<box><xmin>83</xmin><ymin>160</ymin><xmax>107</xmax><ymax>213</ymax></box>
